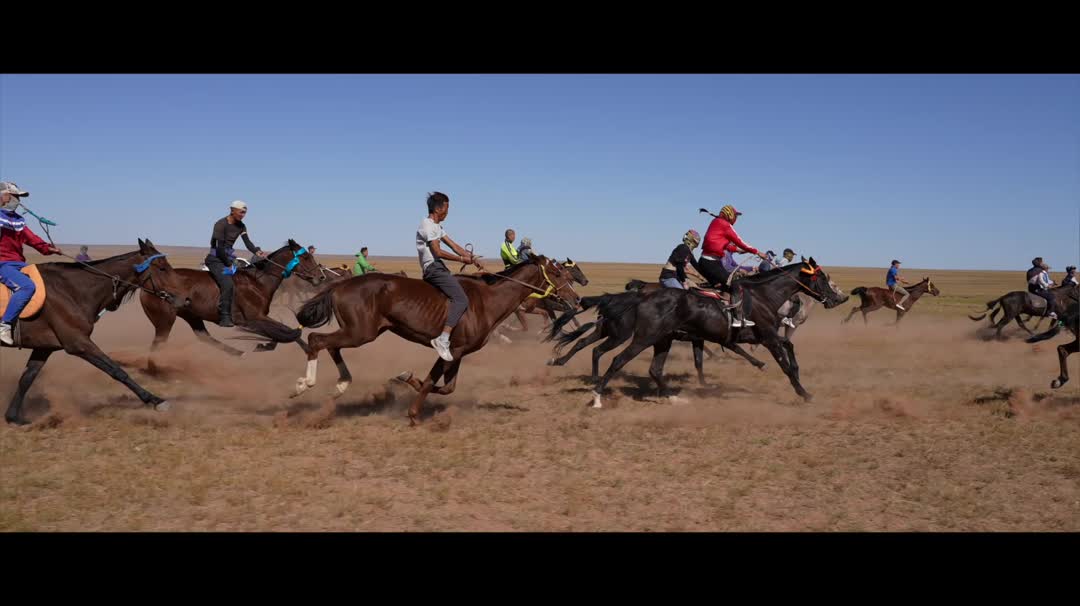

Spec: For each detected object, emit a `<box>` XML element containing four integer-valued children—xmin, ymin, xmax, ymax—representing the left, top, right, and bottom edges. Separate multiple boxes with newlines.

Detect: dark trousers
<box><xmin>1029</xmin><ymin>285</ymin><xmax>1056</xmax><ymax>316</ymax></box>
<box><xmin>424</xmin><ymin>262</ymin><xmax>469</xmax><ymax>327</ymax></box>
<box><xmin>204</xmin><ymin>255</ymin><xmax>235</xmax><ymax>318</ymax></box>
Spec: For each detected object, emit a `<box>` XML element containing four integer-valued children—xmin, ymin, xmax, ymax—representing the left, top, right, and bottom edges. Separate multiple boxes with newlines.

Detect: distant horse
<box><xmin>139</xmin><ymin>239</ymin><xmax>323</xmax><ymax>372</ymax></box>
<box><xmin>842</xmin><ymin>277</ymin><xmax>940</xmax><ymax>326</ymax></box>
<box><xmin>1026</xmin><ymin>301</ymin><xmax>1079</xmax><ymax>389</ymax></box>
<box><xmin>968</xmin><ymin>284</ymin><xmax>1078</xmax><ymax>340</ymax></box>
<box><xmin>4</xmin><ymin>239</ymin><xmax>187</xmax><ymax>425</ymax></box>
<box><xmin>504</xmin><ymin>259</ymin><xmax>587</xmax><ymax>334</ymax></box>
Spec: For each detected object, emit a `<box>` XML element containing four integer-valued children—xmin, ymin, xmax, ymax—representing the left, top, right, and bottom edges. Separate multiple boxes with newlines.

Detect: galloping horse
<box><xmin>509</xmin><ymin>259</ymin><xmax>588</xmax><ymax>332</ymax></box>
<box><xmin>1026</xmin><ymin>301</ymin><xmax>1079</xmax><ymax>389</ymax></box>
<box><xmin>250</xmin><ymin>255</ymin><xmax>570</xmax><ymax>424</ymax></box>
<box><xmin>3</xmin><ymin>239</ymin><xmax>186</xmax><ymax>425</ymax></box>
<box><xmin>842</xmin><ymin>277</ymin><xmax>940</xmax><ymax>326</ymax></box>
<box><xmin>969</xmin><ymin>284</ymin><xmax>1078</xmax><ymax>340</ymax></box>
<box><xmin>139</xmin><ymin>239</ymin><xmax>323</xmax><ymax>372</ymax></box>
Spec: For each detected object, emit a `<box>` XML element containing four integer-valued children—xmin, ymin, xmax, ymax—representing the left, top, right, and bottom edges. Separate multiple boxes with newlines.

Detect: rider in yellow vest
<box><xmin>500</xmin><ymin>228</ymin><xmax>521</xmax><ymax>268</ymax></box>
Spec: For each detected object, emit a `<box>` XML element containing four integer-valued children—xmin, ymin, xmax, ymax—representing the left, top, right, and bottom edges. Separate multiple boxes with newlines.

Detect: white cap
<box><xmin>230</xmin><ymin>200</ymin><xmax>248</xmax><ymax>211</ymax></box>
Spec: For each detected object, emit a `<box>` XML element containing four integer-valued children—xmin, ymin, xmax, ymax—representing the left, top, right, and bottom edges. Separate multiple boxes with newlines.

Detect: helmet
<box><xmin>230</xmin><ymin>200</ymin><xmax>248</xmax><ymax>211</ymax></box>
<box><xmin>720</xmin><ymin>205</ymin><xmax>742</xmax><ymax>222</ymax></box>
<box><xmin>683</xmin><ymin>229</ymin><xmax>701</xmax><ymax>248</ymax></box>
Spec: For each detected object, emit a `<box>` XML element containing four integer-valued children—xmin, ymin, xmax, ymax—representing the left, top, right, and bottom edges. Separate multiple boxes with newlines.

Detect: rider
<box><xmin>659</xmin><ymin>229</ymin><xmax>704</xmax><ymax>289</ymax></box>
<box><xmin>75</xmin><ymin>245</ymin><xmax>92</xmax><ymax>262</ymax></box>
<box><xmin>206</xmin><ymin>200</ymin><xmax>266</xmax><ymax>328</ymax></box>
<box><xmin>417</xmin><ymin>191</ymin><xmax>483</xmax><ymax>362</ymax></box>
<box><xmin>353</xmin><ymin>246</ymin><xmax>376</xmax><ymax>276</ymax></box>
<box><xmin>518</xmin><ymin>237</ymin><xmax>535</xmax><ymax>262</ymax></box>
<box><xmin>1064</xmin><ymin>265</ymin><xmax>1078</xmax><ymax>287</ymax></box>
<box><xmin>757</xmin><ymin>250</ymin><xmax>776</xmax><ymax>274</ymax></box>
<box><xmin>886</xmin><ymin>259</ymin><xmax>912</xmax><ymax>311</ymax></box>
<box><xmin>500</xmin><ymin>229</ymin><xmax>521</xmax><ymax>268</ymax></box>
<box><xmin>773</xmin><ymin>247</ymin><xmax>800</xmax><ymax>329</ymax></box>
<box><xmin>1026</xmin><ymin>257</ymin><xmax>1058</xmax><ymax>322</ymax></box>
<box><xmin>699</xmin><ymin>204</ymin><xmax>760</xmax><ymax>327</ymax></box>
<box><xmin>0</xmin><ymin>182</ymin><xmax>63</xmax><ymax>346</ymax></box>
<box><xmin>776</xmin><ymin>248</ymin><xmax>796</xmax><ymax>267</ymax></box>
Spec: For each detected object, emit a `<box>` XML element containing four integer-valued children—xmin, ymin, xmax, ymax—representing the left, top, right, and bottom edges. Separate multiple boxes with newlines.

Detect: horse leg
<box><xmin>66</xmin><ymin>338</ymin><xmax>170</xmax><ymax>410</ymax></box>
<box><xmin>1051</xmin><ymin>338</ymin><xmax>1077</xmax><ymax>389</ymax></box>
<box><xmin>4</xmin><ymin>348</ymin><xmax>54</xmax><ymax>425</ymax></box>
<box><xmin>692</xmin><ymin>339</ymin><xmax>706</xmax><ymax>386</ymax></box>
<box><xmin>649</xmin><ymin>337</ymin><xmax>678</xmax><ymax>402</ymax></box>
<box><xmin>147</xmin><ymin>311</ymin><xmax>177</xmax><ymax>374</ymax></box>
<box><xmin>727</xmin><ymin>342</ymin><xmax>767</xmax><ymax>371</ymax></box>
<box><xmin>1016</xmin><ymin>314</ymin><xmax>1035</xmax><ymax>336</ymax></box>
<box><xmin>549</xmin><ymin>325</ymin><xmax>604</xmax><ymax>367</ymax></box>
<box><xmin>398</xmin><ymin>358</ymin><xmax>446</xmax><ymax>393</ymax></box>
<box><xmin>514</xmin><ymin>309</ymin><xmax>529</xmax><ymax>332</ymax></box>
<box><xmin>993</xmin><ymin>314</ymin><xmax>1011</xmax><ymax>340</ymax></box>
<box><xmin>184</xmin><ymin>317</ymin><xmax>246</xmax><ymax>357</ymax></box>
<box><xmin>862</xmin><ymin>309</ymin><xmax>869</xmax><ymax>325</ymax></box>
<box><xmin>591</xmin><ymin>332</ymin><xmax>632</xmax><ymax>382</ymax></box>
<box><xmin>329</xmin><ymin>348</ymin><xmax>353</xmax><ymax>398</ymax></box>
<box><xmin>592</xmin><ymin>336</ymin><xmax>654</xmax><ymax>409</ymax></box>
<box><xmin>842</xmin><ymin>306</ymin><xmax>859</xmax><ymax>324</ymax></box>
<box><xmin>296</xmin><ymin>329</ymin><xmax>369</xmax><ymax>397</ymax></box>
<box><xmin>781</xmin><ymin>339</ymin><xmax>801</xmax><ymax>386</ymax></box>
<box><xmin>431</xmin><ymin>360</ymin><xmax>463</xmax><ymax>395</ymax></box>
<box><xmin>761</xmin><ymin>335</ymin><xmax>811</xmax><ymax>401</ymax></box>
<box><xmin>405</xmin><ymin>359</ymin><xmax>449</xmax><ymax>425</ymax></box>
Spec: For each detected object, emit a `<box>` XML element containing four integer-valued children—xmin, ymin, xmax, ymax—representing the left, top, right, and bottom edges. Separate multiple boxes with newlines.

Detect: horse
<box><xmin>842</xmin><ymin>277</ymin><xmax>940</xmax><ymax>326</ymax></box>
<box><xmin>3</xmin><ymin>239</ymin><xmax>187</xmax><ymax>425</ymax></box>
<box><xmin>139</xmin><ymin>239</ymin><xmax>323</xmax><ymax>373</ymax></box>
<box><xmin>504</xmin><ymin>259</ymin><xmax>587</xmax><ymax>334</ymax></box>
<box><xmin>545</xmin><ymin>279</ymin><xmax>767</xmax><ymax>385</ymax></box>
<box><xmin>555</xmin><ymin>259</ymin><xmax>848</xmax><ymax>407</ymax></box>
<box><xmin>249</xmin><ymin>255</ymin><xmax>571</xmax><ymax>425</ymax></box>
<box><xmin>968</xmin><ymin>284</ymin><xmax>1078</xmax><ymax>340</ymax></box>
<box><xmin>1026</xmin><ymin>301</ymin><xmax>1079</xmax><ymax>389</ymax></box>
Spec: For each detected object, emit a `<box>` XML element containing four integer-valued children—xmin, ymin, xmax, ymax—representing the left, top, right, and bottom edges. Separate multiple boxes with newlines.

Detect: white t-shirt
<box><xmin>416</xmin><ymin>217</ymin><xmax>447</xmax><ymax>271</ymax></box>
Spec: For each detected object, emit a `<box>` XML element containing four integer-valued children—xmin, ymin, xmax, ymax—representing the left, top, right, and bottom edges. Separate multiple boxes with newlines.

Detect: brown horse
<box><xmin>506</xmin><ymin>259</ymin><xmax>587</xmax><ymax>333</ymax></box>
<box><xmin>139</xmin><ymin>239</ymin><xmax>323</xmax><ymax>372</ymax></box>
<box><xmin>3</xmin><ymin>239</ymin><xmax>187</xmax><ymax>425</ymax></box>
<box><xmin>842</xmin><ymin>277</ymin><xmax>940</xmax><ymax>326</ymax></box>
<box><xmin>267</xmin><ymin>255</ymin><xmax>568</xmax><ymax>425</ymax></box>
<box><xmin>1026</xmin><ymin>301</ymin><xmax>1078</xmax><ymax>389</ymax></box>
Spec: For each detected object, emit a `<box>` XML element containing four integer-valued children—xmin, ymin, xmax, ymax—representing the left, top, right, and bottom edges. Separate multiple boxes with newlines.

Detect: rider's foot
<box><xmin>731</xmin><ymin>318</ymin><xmax>756</xmax><ymax>328</ymax></box>
<box><xmin>431</xmin><ymin>335</ymin><xmax>454</xmax><ymax>362</ymax></box>
<box><xmin>218</xmin><ymin>315</ymin><xmax>235</xmax><ymax>328</ymax></box>
<box><xmin>895</xmin><ymin>304</ymin><xmax>905</xmax><ymax>311</ymax></box>
<box><xmin>1049</xmin><ymin>312</ymin><xmax>1058</xmax><ymax>320</ymax></box>
<box><xmin>0</xmin><ymin>322</ymin><xmax>13</xmax><ymax>346</ymax></box>
<box><xmin>781</xmin><ymin>317</ymin><xmax>796</xmax><ymax>329</ymax></box>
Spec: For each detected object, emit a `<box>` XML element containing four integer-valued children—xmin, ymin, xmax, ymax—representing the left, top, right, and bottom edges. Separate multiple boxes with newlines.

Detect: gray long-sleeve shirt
<box><xmin>210</xmin><ymin>217</ymin><xmax>261</xmax><ymax>264</ymax></box>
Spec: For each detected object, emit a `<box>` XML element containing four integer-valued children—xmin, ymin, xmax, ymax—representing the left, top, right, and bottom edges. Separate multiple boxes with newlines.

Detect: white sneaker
<box><xmin>781</xmin><ymin>317</ymin><xmax>796</xmax><ymax>329</ymax></box>
<box><xmin>1049</xmin><ymin>312</ymin><xmax>1058</xmax><ymax>320</ymax></box>
<box><xmin>430</xmin><ymin>336</ymin><xmax>454</xmax><ymax>362</ymax></box>
<box><xmin>895</xmin><ymin>304</ymin><xmax>906</xmax><ymax>311</ymax></box>
<box><xmin>731</xmin><ymin>318</ymin><xmax>756</xmax><ymax>328</ymax></box>
<box><xmin>0</xmin><ymin>323</ymin><xmax>13</xmax><ymax>346</ymax></box>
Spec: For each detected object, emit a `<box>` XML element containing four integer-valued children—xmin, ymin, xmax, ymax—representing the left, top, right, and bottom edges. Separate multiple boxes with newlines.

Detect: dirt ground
<box><xmin>2</xmin><ymin>249</ymin><xmax>1077</xmax><ymax>531</ymax></box>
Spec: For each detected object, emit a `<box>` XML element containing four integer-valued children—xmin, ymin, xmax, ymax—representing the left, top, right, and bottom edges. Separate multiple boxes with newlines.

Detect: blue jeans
<box><xmin>0</xmin><ymin>261</ymin><xmax>35</xmax><ymax>324</ymax></box>
<box><xmin>661</xmin><ymin>277</ymin><xmax>685</xmax><ymax>289</ymax></box>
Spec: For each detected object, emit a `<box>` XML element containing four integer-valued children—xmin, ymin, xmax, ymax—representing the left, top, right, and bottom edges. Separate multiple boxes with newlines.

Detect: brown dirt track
<box><xmin>2</xmin><ymin>247</ymin><xmax>1077</xmax><ymax>531</ymax></box>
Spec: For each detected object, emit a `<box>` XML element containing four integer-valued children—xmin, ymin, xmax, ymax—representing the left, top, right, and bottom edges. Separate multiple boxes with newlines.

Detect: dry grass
<box><xmin>2</xmin><ymin>253</ymin><xmax>1078</xmax><ymax>531</ymax></box>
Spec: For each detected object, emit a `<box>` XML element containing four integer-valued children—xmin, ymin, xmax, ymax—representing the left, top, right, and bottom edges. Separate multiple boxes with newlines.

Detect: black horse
<box><xmin>551</xmin><ymin>259</ymin><xmax>847</xmax><ymax>407</ymax></box>
<box><xmin>969</xmin><ymin>284</ymin><xmax>1078</xmax><ymax>340</ymax></box>
<box><xmin>1026</xmin><ymin>301</ymin><xmax>1079</xmax><ymax>389</ymax></box>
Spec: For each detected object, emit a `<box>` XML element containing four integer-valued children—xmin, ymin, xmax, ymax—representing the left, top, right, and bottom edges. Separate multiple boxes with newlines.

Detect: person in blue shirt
<box><xmin>886</xmin><ymin>259</ymin><xmax>912</xmax><ymax>311</ymax></box>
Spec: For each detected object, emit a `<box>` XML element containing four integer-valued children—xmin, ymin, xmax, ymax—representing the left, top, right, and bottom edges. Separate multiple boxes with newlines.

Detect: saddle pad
<box><xmin>0</xmin><ymin>264</ymin><xmax>46</xmax><ymax>319</ymax></box>
<box><xmin>691</xmin><ymin>289</ymin><xmax>724</xmax><ymax>300</ymax></box>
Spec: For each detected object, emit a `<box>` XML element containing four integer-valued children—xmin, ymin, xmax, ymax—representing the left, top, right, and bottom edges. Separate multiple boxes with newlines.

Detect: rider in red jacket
<box><xmin>1</xmin><ymin>181</ymin><xmax>63</xmax><ymax>345</ymax></box>
<box><xmin>697</xmin><ymin>204</ymin><xmax>762</xmax><ymax>328</ymax></box>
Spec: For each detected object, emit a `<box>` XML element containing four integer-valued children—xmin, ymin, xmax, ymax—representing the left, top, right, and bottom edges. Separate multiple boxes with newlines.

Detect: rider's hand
<box><xmin>473</xmin><ymin>258</ymin><xmax>485</xmax><ymax>271</ymax></box>
<box><xmin>48</xmin><ymin>245</ymin><xmax>63</xmax><ymax>256</ymax></box>
<box><xmin>255</xmin><ymin>250</ymin><xmax>267</xmax><ymax>258</ymax></box>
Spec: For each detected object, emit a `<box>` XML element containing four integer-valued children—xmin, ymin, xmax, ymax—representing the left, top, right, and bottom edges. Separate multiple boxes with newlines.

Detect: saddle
<box><xmin>0</xmin><ymin>265</ymin><xmax>47</xmax><ymax>319</ymax></box>
<box><xmin>689</xmin><ymin>285</ymin><xmax>740</xmax><ymax>311</ymax></box>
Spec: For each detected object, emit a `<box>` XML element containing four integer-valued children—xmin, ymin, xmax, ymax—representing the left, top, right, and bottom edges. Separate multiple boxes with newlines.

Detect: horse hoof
<box><xmin>335</xmin><ymin>381</ymin><xmax>351</xmax><ymax>396</ymax></box>
<box><xmin>394</xmin><ymin>371</ymin><xmax>412</xmax><ymax>383</ymax></box>
<box><xmin>802</xmin><ymin>393</ymin><xmax>814</xmax><ymax>402</ymax></box>
<box><xmin>590</xmin><ymin>392</ymin><xmax>603</xmax><ymax>409</ymax></box>
<box><xmin>668</xmin><ymin>395</ymin><xmax>689</xmax><ymax>405</ymax></box>
<box><xmin>5</xmin><ymin>416</ymin><xmax>29</xmax><ymax>426</ymax></box>
<box><xmin>756</xmin><ymin>364</ymin><xmax>767</xmax><ymax>372</ymax></box>
<box><xmin>546</xmin><ymin>358</ymin><xmax>556</xmax><ymax>366</ymax></box>
<box><xmin>154</xmin><ymin>401</ymin><xmax>171</xmax><ymax>413</ymax></box>
<box><xmin>294</xmin><ymin>379</ymin><xmax>311</xmax><ymax>397</ymax></box>
<box><xmin>1051</xmin><ymin>379</ymin><xmax>1064</xmax><ymax>389</ymax></box>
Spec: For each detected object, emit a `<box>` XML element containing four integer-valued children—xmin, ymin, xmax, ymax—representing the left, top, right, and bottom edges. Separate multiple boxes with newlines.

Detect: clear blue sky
<box><xmin>2</xmin><ymin>74</ymin><xmax>1077</xmax><ymax>271</ymax></box>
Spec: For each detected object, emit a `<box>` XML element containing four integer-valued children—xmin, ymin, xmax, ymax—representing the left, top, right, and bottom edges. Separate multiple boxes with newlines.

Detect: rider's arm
<box><xmin>429</xmin><ymin>237</ymin><xmax>469</xmax><ymax>264</ymax></box>
<box><xmin>725</xmin><ymin>224</ymin><xmax>759</xmax><ymax>256</ymax></box>
<box><xmin>440</xmin><ymin>234</ymin><xmax>480</xmax><ymax>266</ymax></box>
<box><xmin>22</xmin><ymin>225</ymin><xmax>59</xmax><ymax>255</ymax></box>
<box><xmin>240</xmin><ymin>229</ymin><xmax>263</xmax><ymax>256</ymax></box>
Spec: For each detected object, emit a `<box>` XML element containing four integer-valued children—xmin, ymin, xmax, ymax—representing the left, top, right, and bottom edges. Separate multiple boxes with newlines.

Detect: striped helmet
<box><xmin>683</xmin><ymin>229</ymin><xmax>701</xmax><ymax>248</ymax></box>
<box><xmin>720</xmin><ymin>205</ymin><xmax>742</xmax><ymax>222</ymax></box>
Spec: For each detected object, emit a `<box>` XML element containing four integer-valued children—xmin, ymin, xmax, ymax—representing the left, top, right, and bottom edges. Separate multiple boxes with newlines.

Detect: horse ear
<box><xmin>800</xmin><ymin>255</ymin><xmax>807</xmax><ymax>262</ymax></box>
<box><xmin>808</xmin><ymin>256</ymin><xmax>817</xmax><ymax>267</ymax></box>
<box><xmin>145</xmin><ymin>238</ymin><xmax>155</xmax><ymax>249</ymax></box>
<box><xmin>137</xmin><ymin>238</ymin><xmax>147</xmax><ymax>252</ymax></box>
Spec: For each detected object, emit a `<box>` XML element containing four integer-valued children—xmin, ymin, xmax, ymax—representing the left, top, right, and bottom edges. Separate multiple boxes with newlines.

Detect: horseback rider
<box><xmin>772</xmin><ymin>247</ymin><xmax>800</xmax><ymax>329</ymax></box>
<box><xmin>758</xmin><ymin>250</ymin><xmax>776</xmax><ymax>274</ymax></box>
<box><xmin>659</xmin><ymin>229</ymin><xmax>704</xmax><ymax>290</ymax></box>
<box><xmin>0</xmin><ymin>182</ymin><xmax>63</xmax><ymax>346</ymax></box>
<box><xmin>776</xmin><ymin>248</ymin><xmax>796</xmax><ymax>267</ymax></box>
<box><xmin>887</xmin><ymin>259</ymin><xmax>912</xmax><ymax>311</ymax></box>
<box><xmin>353</xmin><ymin>246</ymin><xmax>376</xmax><ymax>276</ymax></box>
<box><xmin>698</xmin><ymin>205</ymin><xmax>760</xmax><ymax>327</ymax></box>
<box><xmin>1026</xmin><ymin>257</ymin><xmax>1059</xmax><ymax>322</ymax></box>
<box><xmin>417</xmin><ymin>191</ymin><xmax>483</xmax><ymax>362</ymax></box>
<box><xmin>75</xmin><ymin>245</ymin><xmax>92</xmax><ymax>262</ymax></box>
<box><xmin>500</xmin><ymin>229</ymin><xmax>521</xmax><ymax>268</ymax></box>
<box><xmin>206</xmin><ymin>200</ymin><xmax>266</xmax><ymax>328</ymax></box>
<box><xmin>1064</xmin><ymin>265</ymin><xmax>1078</xmax><ymax>287</ymax></box>
<box><xmin>518</xmin><ymin>237</ymin><xmax>535</xmax><ymax>262</ymax></box>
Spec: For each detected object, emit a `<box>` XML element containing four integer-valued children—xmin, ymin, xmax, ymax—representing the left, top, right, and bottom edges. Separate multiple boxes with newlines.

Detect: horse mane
<box><xmin>457</xmin><ymin>257</ymin><xmax>542</xmax><ymax>285</ymax></box>
<box><xmin>49</xmin><ymin>250</ymin><xmax>141</xmax><ymax>270</ymax></box>
<box><xmin>737</xmin><ymin>263</ymin><xmax>806</xmax><ymax>285</ymax></box>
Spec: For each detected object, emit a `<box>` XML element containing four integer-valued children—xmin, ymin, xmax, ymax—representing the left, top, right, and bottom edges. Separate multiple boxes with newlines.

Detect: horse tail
<box><xmin>625</xmin><ymin>279</ymin><xmax>648</xmax><ymax>291</ymax></box>
<box><xmin>236</xmin><ymin>319</ymin><xmax>302</xmax><ymax>344</ymax></box>
<box><xmin>296</xmin><ymin>285</ymin><xmax>337</xmax><ymax>328</ymax></box>
<box><xmin>553</xmin><ymin>321</ymin><xmax>597</xmax><ymax>354</ymax></box>
<box><xmin>1026</xmin><ymin>323</ymin><xmax>1063</xmax><ymax>343</ymax></box>
<box><xmin>546</xmin><ymin>306</ymin><xmax>586</xmax><ymax>342</ymax></box>
<box><xmin>968</xmin><ymin>311</ymin><xmax>989</xmax><ymax>321</ymax></box>
<box><xmin>851</xmin><ymin>287</ymin><xmax>867</xmax><ymax>297</ymax></box>
<box><xmin>970</xmin><ymin>296</ymin><xmax>1005</xmax><ymax>322</ymax></box>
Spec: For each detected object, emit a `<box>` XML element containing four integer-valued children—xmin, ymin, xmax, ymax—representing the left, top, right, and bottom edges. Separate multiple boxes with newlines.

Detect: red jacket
<box><xmin>702</xmin><ymin>217</ymin><xmax>758</xmax><ymax>258</ymax></box>
<box><xmin>0</xmin><ymin>224</ymin><xmax>53</xmax><ymax>263</ymax></box>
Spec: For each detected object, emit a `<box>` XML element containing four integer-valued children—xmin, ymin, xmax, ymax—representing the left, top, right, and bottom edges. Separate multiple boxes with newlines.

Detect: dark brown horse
<box><xmin>1026</xmin><ymin>301</ymin><xmax>1078</xmax><ymax>389</ymax></box>
<box><xmin>507</xmin><ymin>259</ymin><xmax>587</xmax><ymax>333</ymax></box>
<box><xmin>842</xmin><ymin>277</ymin><xmax>940</xmax><ymax>326</ymax></box>
<box><xmin>968</xmin><ymin>284</ymin><xmax>1078</xmax><ymax>340</ymax></box>
<box><xmin>139</xmin><ymin>239</ymin><xmax>323</xmax><ymax>372</ymax></box>
<box><xmin>263</xmin><ymin>256</ymin><xmax>569</xmax><ymax>425</ymax></box>
<box><xmin>3</xmin><ymin>239</ymin><xmax>186</xmax><ymax>425</ymax></box>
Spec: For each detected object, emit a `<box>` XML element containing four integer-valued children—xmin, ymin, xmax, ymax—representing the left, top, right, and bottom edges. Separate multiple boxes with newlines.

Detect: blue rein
<box><xmin>133</xmin><ymin>253</ymin><xmax>167</xmax><ymax>273</ymax></box>
<box><xmin>282</xmin><ymin>248</ymin><xmax>308</xmax><ymax>278</ymax></box>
